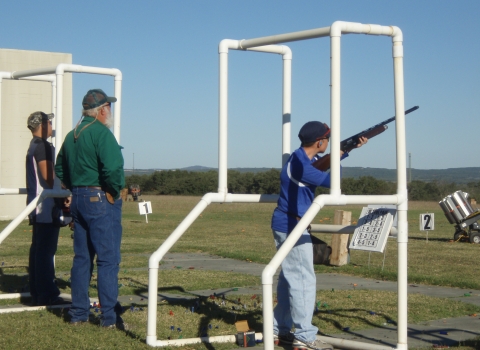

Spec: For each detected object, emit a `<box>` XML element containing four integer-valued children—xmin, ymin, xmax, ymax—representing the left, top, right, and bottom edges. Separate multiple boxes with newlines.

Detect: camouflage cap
<box><xmin>82</xmin><ymin>89</ymin><xmax>117</xmax><ymax>110</ymax></box>
<box><xmin>27</xmin><ymin>111</ymin><xmax>54</xmax><ymax>131</ymax></box>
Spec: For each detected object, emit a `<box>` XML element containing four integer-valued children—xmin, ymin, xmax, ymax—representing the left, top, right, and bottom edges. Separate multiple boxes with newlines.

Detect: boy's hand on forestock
<box><xmin>356</xmin><ymin>136</ymin><xmax>368</xmax><ymax>148</ymax></box>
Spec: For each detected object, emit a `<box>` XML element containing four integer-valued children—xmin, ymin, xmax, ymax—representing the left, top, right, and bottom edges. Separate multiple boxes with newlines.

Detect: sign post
<box><xmin>419</xmin><ymin>213</ymin><xmax>434</xmax><ymax>242</ymax></box>
<box><xmin>139</xmin><ymin>200</ymin><xmax>153</xmax><ymax>223</ymax></box>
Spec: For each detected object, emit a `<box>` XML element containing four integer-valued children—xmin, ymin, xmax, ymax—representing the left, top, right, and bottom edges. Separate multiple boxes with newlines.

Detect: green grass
<box><xmin>0</xmin><ymin>195</ymin><xmax>479</xmax><ymax>349</ymax></box>
<box><xmin>0</xmin><ymin>290</ymin><xmax>478</xmax><ymax>350</ymax></box>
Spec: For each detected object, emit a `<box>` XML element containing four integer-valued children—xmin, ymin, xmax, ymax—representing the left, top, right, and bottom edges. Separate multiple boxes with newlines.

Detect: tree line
<box><xmin>126</xmin><ymin>169</ymin><xmax>480</xmax><ymax>202</ymax></box>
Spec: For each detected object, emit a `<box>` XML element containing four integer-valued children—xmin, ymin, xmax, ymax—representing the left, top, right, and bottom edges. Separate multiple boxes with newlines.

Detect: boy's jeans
<box><xmin>272</xmin><ymin>229</ymin><xmax>318</xmax><ymax>343</ymax></box>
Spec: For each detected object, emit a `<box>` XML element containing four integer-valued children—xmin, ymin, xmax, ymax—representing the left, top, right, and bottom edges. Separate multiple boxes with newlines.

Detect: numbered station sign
<box><xmin>419</xmin><ymin>213</ymin><xmax>434</xmax><ymax>231</ymax></box>
<box><xmin>138</xmin><ymin>201</ymin><xmax>152</xmax><ymax>215</ymax></box>
<box><xmin>349</xmin><ymin>207</ymin><xmax>396</xmax><ymax>253</ymax></box>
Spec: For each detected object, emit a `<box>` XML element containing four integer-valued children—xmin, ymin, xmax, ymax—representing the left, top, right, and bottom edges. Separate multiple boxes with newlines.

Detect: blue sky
<box><xmin>1</xmin><ymin>1</ymin><xmax>479</xmax><ymax>170</ymax></box>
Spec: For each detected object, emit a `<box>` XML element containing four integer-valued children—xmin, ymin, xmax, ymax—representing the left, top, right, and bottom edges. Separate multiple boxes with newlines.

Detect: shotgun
<box><xmin>312</xmin><ymin>106</ymin><xmax>419</xmax><ymax>171</ymax></box>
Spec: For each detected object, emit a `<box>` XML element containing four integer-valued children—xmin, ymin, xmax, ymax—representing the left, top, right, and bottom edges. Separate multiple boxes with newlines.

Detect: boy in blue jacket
<box><xmin>271</xmin><ymin>121</ymin><xmax>367</xmax><ymax>350</ymax></box>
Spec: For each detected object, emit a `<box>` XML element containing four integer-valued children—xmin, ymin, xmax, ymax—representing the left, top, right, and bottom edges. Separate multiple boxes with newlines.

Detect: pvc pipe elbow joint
<box><xmin>396</xmin><ymin>190</ymin><xmax>408</xmax><ymax>210</ymax></box>
<box><xmin>280</xmin><ymin>45</ymin><xmax>292</xmax><ymax>60</ymax></box>
<box><xmin>261</xmin><ymin>265</ymin><xmax>276</xmax><ymax>285</ymax></box>
<box><xmin>111</xmin><ymin>68</ymin><xmax>122</xmax><ymax>80</ymax></box>
<box><xmin>330</xmin><ymin>21</ymin><xmax>365</xmax><ymax>37</ymax></box>
<box><xmin>146</xmin><ymin>335</ymin><xmax>157</xmax><ymax>346</ymax></box>
<box><xmin>391</xmin><ymin>26</ymin><xmax>403</xmax><ymax>42</ymax></box>
<box><xmin>219</xmin><ymin>39</ymin><xmax>240</xmax><ymax>53</ymax></box>
<box><xmin>330</xmin><ymin>21</ymin><xmax>345</xmax><ymax>37</ymax></box>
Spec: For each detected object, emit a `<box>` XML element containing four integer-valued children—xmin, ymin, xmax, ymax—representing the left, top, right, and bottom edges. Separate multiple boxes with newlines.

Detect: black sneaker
<box><xmin>274</xmin><ymin>332</ymin><xmax>295</xmax><ymax>345</ymax></box>
<box><xmin>292</xmin><ymin>337</ymin><xmax>334</xmax><ymax>350</ymax></box>
<box><xmin>48</xmin><ymin>297</ymin><xmax>71</xmax><ymax>306</ymax></box>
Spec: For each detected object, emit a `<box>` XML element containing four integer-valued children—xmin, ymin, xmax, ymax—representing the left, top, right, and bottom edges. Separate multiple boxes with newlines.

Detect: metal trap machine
<box><xmin>439</xmin><ymin>190</ymin><xmax>480</xmax><ymax>244</ymax></box>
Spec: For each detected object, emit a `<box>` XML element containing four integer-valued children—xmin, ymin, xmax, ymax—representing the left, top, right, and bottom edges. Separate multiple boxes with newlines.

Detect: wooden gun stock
<box><xmin>312</xmin><ymin>154</ymin><xmax>332</xmax><ymax>171</ymax></box>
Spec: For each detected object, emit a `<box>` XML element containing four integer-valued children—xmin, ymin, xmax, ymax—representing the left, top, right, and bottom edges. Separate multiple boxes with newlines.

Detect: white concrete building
<box><xmin>0</xmin><ymin>48</ymin><xmax>72</xmax><ymax>220</ymax></box>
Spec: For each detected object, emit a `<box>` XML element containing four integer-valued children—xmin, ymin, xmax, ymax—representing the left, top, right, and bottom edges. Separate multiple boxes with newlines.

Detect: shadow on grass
<box><xmin>408</xmin><ymin>236</ymin><xmax>454</xmax><ymax>243</ymax></box>
<box><xmin>455</xmin><ymin>337</ymin><xmax>480</xmax><ymax>350</ymax></box>
<box><xmin>315</xmin><ymin>307</ymin><xmax>399</xmax><ymax>348</ymax></box>
<box><xmin>148</xmin><ymin>287</ymin><xmax>264</xmax><ymax>347</ymax></box>
<box><xmin>0</xmin><ymin>268</ymin><xmax>29</xmax><ymax>295</ymax></box>
<box><xmin>47</xmin><ymin>299</ymin><xmax>148</xmax><ymax>344</ymax></box>
<box><xmin>316</xmin><ymin>309</ymin><xmax>480</xmax><ymax>349</ymax></box>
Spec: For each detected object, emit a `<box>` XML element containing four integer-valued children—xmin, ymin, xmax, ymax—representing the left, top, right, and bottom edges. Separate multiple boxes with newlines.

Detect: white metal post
<box><xmin>392</xmin><ymin>27</ymin><xmax>408</xmax><ymax>350</ymax></box>
<box><xmin>282</xmin><ymin>49</ymin><xmax>292</xmax><ymax>166</ymax></box>
<box><xmin>329</xmin><ymin>23</ymin><xmax>342</xmax><ymax>196</ymax></box>
<box><xmin>114</xmin><ymin>73</ymin><xmax>123</xmax><ymax>143</ymax></box>
<box><xmin>242</xmin><ymin>44</ymin><xmax>292</xmax><ymax>166</ymax></box>
<box><xmin>217</xmin><ymin>40</ymin><xmax>235</xmax><ymax>196</ymax></box>
<box><xmin>55</xmin><ymin>71</ymin><xmax>64</xmax><ymax>160</ymax></box>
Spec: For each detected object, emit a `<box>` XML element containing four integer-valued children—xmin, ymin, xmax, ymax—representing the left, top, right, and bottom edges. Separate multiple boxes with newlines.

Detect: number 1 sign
<box><xmin>138</xmin><ymin>201</ymin><xmax>153</xmax><ymax>223</ymax></box>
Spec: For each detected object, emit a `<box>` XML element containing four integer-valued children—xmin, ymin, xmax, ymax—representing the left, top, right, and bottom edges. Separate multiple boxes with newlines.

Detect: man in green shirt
<box><xmin>55</xmin><ymin>89</ymin><xmax>125</xmax><ymax>329</ymax></box>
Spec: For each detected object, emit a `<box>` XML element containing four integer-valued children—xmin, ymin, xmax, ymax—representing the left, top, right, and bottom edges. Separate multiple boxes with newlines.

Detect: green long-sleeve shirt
<box><xmin>55</xmin><ymin>116</ymin><xmax>125</xmax><ymax>199</ymax></box>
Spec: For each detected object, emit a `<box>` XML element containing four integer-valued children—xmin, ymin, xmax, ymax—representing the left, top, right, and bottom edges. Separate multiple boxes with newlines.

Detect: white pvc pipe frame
<box><xmin>10</xmin><ymin>64</ymin><xmax>123</xmax><ymax>151</ymax></box>
<box><xmin>1</xmin><ymin>63</ymin><xmax>122</xmax><ymax>192</ymax></box>
<box><xmin>147</xmin><ymin>20</ymin><xmax>407</xmax><ymax>350</ymax></box>
<box><xmin>0</xmin><ymin>72</ymin><xmax>56</xmax><ymax>194</ymax></box>
<box><xmin>0</xmin><ymin>65</ymin><xmax>123</xmax><ymax>305</ymax></box>
<box><xmin>146</xmin><ymin>43</ymin><xmax>291</xmax><ymax>347</ymax></box>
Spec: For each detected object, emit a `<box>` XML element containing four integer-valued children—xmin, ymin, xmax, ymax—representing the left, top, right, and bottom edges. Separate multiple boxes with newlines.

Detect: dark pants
<box><xmin>68</xmin><ymin>187</ymin><xmax>123</xmax><ymax>326</ymax></box>
<box><xmin>29</xmin><ymin>222</ymin><xmax>60</xmax><ymax>305</ymax></box>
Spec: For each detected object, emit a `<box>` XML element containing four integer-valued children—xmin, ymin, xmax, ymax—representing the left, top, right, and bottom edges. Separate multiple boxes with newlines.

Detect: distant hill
<box><xmin>343</xmin><ymin>167</ymin><xmax>480</xmax><ymax>184</ymax></box>
<box><xmin>125</xmin><ymin>166</ymin><xmax>480</xmax><ymax>185</ymax></box>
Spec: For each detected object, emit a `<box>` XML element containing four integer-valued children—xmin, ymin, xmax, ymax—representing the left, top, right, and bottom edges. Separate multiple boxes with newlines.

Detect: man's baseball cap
<box><xmin>82</xmin><ymin>89</ymin><xmax>117</xmax><ymax>110</ymax></box>
<box><xmin>298</xmin><ymin>121</ymin><xmax>331</xmax><ymax>144</ymax></box>
<box><xmin>27</xmin><ymin>111</ymin><xmax>54</xmax><ymax>131</ymax></box>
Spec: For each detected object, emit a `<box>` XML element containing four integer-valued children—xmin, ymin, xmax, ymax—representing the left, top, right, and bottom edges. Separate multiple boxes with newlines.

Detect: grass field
<box><xmin>0</xmin><ymin>195</ymin><xmax>479</xmax><ymax>349</ymax></box>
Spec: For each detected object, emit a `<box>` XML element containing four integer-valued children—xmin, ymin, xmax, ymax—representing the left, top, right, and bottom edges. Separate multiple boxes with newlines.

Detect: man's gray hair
<box><xmin>81</xmin><ymin>103</ymin><xmax>109</xmax><ymax>117</ymax></box>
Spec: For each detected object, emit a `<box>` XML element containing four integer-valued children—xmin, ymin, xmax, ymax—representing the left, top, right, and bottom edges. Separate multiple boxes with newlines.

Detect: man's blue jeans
<box><xmin>272</xmin><ymin>229</ymin><xmax>318</xmax><ymax>343</ymax></box>
<box><xmin>29</xmin><ymin>222</ymin><xmax>60</xmax><ymax>305</ymax></box>
<box><xmin>68</xmin><ymin>187</ymin><xmax>123</xmax><ymax>326</ymax></box>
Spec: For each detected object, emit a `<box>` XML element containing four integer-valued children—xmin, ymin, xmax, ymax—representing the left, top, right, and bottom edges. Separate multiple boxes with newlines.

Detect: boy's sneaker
<box><xmin>103</xmin><ymin>321</ymin><xmax>129</xmax><ymax>331</ymax></box>
<box><xmin>292</xmin><ymin>337</ymin><xmax>334</xmax><ymax>350</ymax></box>
<box><xmin>273</xmin><ymin>332</ymin><xmax>294</xmax><ymax>345</ymax></box>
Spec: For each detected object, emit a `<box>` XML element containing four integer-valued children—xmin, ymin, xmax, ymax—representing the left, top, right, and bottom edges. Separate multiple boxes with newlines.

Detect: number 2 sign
<box><xmin>420</xmin><ymin>213</ymin><xmax>434</xmax><ymax>231</ymax></box>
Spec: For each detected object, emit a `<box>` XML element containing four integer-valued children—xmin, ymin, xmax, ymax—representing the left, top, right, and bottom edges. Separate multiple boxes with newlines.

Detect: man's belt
<box><xmin>72</xmin><ymin>186</ymin><xmax>102</xmax><ymax>190</ymax></box>
<box><xmin>72</xmin><ymin>186</ymin><xmax>115</xmax><ymax>204</ymax></box>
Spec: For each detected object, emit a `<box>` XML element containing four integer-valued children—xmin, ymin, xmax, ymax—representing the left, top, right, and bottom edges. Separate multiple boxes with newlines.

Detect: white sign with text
<box><xmin>419</xmin><ymin>213</ymin><xmax>434</xmax><ymax>231</ymax></box>
<box><xmin>138</xmin><ymin>201</ymin><xmax>153</xmax><ymax>223</ymax></box>
<box><xmin>349</xmin><ymin>207</ymin><xmax>396</xmax><ymax>253</ymax></box>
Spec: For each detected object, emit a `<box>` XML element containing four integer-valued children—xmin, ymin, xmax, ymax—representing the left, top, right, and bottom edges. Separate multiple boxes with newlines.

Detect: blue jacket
<box><xmin>271</xmin><ymin>147</ymin><xmax>347</xmax><ymax>233</ymax></box>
